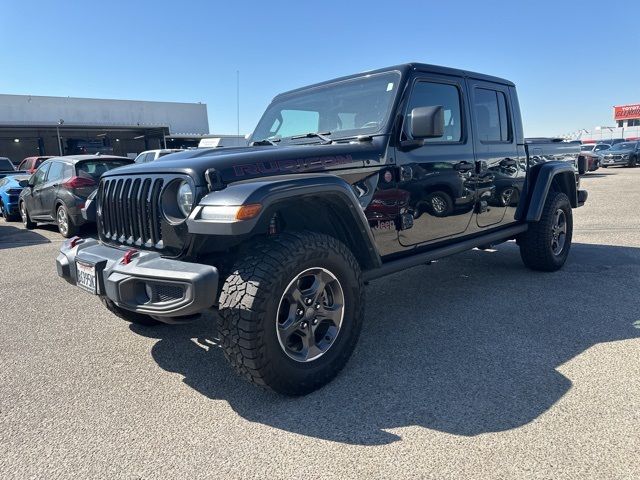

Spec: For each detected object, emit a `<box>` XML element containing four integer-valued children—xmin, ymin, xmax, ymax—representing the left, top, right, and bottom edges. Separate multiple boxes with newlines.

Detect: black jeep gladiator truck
<box><xmin>57</xmin><ymin>63</ymin><xmax>587</xmax><ymax>395</ymax></box>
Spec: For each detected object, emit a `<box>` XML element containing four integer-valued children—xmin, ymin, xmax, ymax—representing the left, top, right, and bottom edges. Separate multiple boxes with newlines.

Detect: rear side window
<box><xmin>474</xmin><ymin>88</ymin><xmax>511</xmax><ymax>143</ymax></box>
<box><xmin>47</xmin><ymin>162</ymin><xmax>66</xmax><ymax>182</ymax></box>
<box><xmin>76</xmin><ymin>160</ymin><xmax>130</xmax><ymax>180</ymax></box>
<box><xmin>405</xmin><ymin>81</ymin><xmax>462</xmax><ymax>143</ymax></box>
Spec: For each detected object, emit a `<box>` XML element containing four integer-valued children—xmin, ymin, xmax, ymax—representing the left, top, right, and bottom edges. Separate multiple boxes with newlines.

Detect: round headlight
<box><xmin>177</xmin><ymin>180</ymin><xmax>194</xmax><ymax>217</ymax></box>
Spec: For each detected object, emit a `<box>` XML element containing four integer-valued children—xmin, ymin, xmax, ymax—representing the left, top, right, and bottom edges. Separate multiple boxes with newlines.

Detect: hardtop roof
<box><xmin>274</xmin><ymin>62</ymin><xmax>515</xmax><ymax>100</ymax></box>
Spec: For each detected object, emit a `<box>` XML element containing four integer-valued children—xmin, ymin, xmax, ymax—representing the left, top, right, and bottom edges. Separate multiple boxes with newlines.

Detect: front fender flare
<box><xmin>186</xmin><ymin>173</ymin><xmax>382</xmax><ymax>268</ymax></box>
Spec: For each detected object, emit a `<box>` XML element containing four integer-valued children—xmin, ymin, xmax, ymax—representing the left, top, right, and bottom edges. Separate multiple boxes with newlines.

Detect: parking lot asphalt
<box><xmin>1</xmin><ymin>168</ymin><xmax>639</xmax><ymax>479</ymax></box>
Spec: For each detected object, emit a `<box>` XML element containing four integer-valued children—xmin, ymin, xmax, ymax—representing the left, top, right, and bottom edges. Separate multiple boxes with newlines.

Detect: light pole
<box><xmin>56</xmin><ymin>119</ymin><xmax>64</xmax><ymax>155</ymax></box>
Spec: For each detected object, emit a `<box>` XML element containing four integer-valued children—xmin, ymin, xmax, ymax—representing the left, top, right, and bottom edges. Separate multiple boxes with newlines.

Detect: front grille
<box><xmin>98</xmin><ymin>176</ymin><xmax>165</xmax><ymax>249</ymax></box>
<box><xmin>153</xmin><ymin>284</ymin><xmax>184</xmax><ymax>302</ymax></box>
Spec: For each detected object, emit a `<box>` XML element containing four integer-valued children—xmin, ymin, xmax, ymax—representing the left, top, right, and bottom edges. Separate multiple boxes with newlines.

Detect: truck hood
<box><xmin>103</xmin><ymin>139</ymin><xmax>387</xmax><ymax>186</ymax></box>
<box><xmin>603</xmin><ymin>149</ymin><xmax>633</xmax><ymax>156</ymax></box>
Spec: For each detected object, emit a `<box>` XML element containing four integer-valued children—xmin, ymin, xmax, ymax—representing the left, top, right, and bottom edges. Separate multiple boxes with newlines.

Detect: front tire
<box><xmin>218</xmin><ymin>231</ymin><xmax>364</xmax><ymax>396</ymax></box>
<box><xmin>100</xmin><ymin>297</ymin><xmax>162</xmax><ymax>326</ymax></box>
<box><xmin>20</xmin><ymin>201</ymin><xmax>36</xmax><ymax>229</ymax></box>
<box><xmin>519</xmin><ymin>191</ymin><xmax>573</xmax><ymax>272</ymax></box>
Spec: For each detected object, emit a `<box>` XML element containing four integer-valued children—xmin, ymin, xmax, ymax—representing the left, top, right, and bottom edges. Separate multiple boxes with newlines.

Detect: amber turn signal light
<box><xmin>236</xmin><ymin>204</ymin><xmax>262</xmax><ymax>220</ymax></box>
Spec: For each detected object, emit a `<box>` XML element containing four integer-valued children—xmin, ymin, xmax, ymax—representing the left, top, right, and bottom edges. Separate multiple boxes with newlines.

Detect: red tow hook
<box><xmin>65</xmin><ymin>236</ymin><xmax>83</xmax><ymax>249</ymax></box>
<box><xmin>121</xmin><ymin>248</ymin><xmax>139</xmax><ymax>265</ymax></box>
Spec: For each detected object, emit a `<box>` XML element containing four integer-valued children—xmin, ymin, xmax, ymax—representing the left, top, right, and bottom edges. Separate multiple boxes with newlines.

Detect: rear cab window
<box><xmin>76</xmin><ymin>159</ymin><xmax>130</xmax><ymax>181</ymax></box>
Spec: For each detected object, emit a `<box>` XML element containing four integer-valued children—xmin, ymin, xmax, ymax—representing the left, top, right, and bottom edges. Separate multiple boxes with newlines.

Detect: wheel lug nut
<box><xmin>297</xmin><ymin>309</ymin><xmax>304</xmax><ymax>316</ymax></box>
<box><xmin>312</xmin><ymin>318</ymin><xmax>318</xmax><ymax>325</ymax></box>
<box><xmin>305</xmin><ymin>298</ymin><xmax>312</xmax><ymax>305</ymax></box>
<box><xmin>300</xmin><ymin>321</ymin><xmax>308</xmax><ymax>329</ymax></box>
<box><xmin>315</xmin><ymin>303</ymin><xmax>320</xmax><ymax>309</ymax></box>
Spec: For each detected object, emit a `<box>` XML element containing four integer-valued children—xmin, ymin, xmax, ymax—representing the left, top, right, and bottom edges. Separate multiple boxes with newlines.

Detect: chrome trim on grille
<box><xmin>97</xmin><ymin>175</ymin><xmax>172</xmax><ymax>249</ymax></box>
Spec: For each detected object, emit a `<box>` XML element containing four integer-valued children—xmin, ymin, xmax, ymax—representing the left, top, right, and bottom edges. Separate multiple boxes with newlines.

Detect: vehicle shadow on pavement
<box><xmin>131</xmin><ymin>241</ymin><xmax>640</xmax><ymax>445</ymax></box>
<box><xmin>0</xmin><ymin>224</ymin><xmax>51</xmax><ymax>250</ymax></box>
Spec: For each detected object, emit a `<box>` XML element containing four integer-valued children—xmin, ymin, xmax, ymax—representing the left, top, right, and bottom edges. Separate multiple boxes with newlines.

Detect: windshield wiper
<box><xmin>290</xmin><ymin>131</ymin><xmax>333</xmax><ymax>144</ymax></box>
<box><xmin>250</xmin><ymin>138</ymin><xmax>281</xmax><ymax>146</ymax></box>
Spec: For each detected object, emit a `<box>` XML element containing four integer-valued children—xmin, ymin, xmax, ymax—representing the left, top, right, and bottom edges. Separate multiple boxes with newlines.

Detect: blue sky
<box><xmin>1</xmin><ymin>0</ymin><xmax>638</xmax><ymax>137</ymax></box>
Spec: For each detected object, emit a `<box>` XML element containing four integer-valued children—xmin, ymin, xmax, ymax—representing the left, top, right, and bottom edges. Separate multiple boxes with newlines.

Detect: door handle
<box><xmin>454</xmin><ymin>161</ymin><xmax>474</xmax><ymax>172</ymax></box>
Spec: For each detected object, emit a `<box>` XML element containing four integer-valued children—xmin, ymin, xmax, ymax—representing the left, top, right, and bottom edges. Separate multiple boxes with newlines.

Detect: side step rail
<box><xmin>363</xmin><ymin>224</ymin><xmax>528</xmax><ymax>281</ymax></box>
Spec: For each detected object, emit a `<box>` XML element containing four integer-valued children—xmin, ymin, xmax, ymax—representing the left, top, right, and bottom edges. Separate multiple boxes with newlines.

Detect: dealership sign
<box><xmin>614</xmin><ymin>104</ymin><xmax>640</xmax><ymax>121</ymax></box>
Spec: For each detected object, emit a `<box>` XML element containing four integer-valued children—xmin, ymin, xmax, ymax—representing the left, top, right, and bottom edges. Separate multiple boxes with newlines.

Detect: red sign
<box><xmin>614</xmin><ymin>104</ymin><xmax>640</xmax><ymax>121</ymax></box>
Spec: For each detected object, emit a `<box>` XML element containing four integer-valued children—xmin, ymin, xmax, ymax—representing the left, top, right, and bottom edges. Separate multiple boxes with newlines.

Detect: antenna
<box><xmin>236</xmin><ymin>70</ymin><xmax>240</xmax><ymax>144</ymax></box>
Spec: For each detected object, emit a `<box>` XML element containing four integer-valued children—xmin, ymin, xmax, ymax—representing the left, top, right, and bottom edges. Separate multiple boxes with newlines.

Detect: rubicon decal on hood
<box><xmin>233</xmin><ymin>155</ymin><xmax>354</xmax><ymax>177</ymax></box>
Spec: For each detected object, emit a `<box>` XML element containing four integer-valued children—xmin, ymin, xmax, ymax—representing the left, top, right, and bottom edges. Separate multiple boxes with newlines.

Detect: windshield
<box><xmin>594</xmin><ymin>144</ymin><xmax>610</xmax><ymax>151</ymax></box>
<box><xmin>609</xmin><ymin>142</ymin><xmax>636</xmax><ymax>151</ymax></box>
<box><xmin>580</xmin><ymin>145</ymin><xmax>595</xmax><ymax>151</ymax></box>
<box><xmin>0</xmin><ymin>159</ymin><xmax>15</xmax><ymax>171</ymax></box>
<box><xmin>252</xmin><ymin>71</ymin><xmax>401</xmax><ymax>143</ymax></box>
<box><xmin>76</xmin><ymin>160</ymin><xmax>131</xmax><ymax>180</ymax></box>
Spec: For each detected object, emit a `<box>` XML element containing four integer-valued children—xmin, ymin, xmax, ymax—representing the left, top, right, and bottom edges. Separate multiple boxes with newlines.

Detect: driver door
<box><xmin>28</xmin><ymin>162</ymin><xmax>50</xmax><ymax>218</ymax></box>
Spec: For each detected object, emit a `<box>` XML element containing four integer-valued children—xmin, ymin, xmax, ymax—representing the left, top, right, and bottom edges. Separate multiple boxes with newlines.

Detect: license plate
<box><xmin>76</xmin><ymin>261</ymin><xmax>97</xmax><ymax>294</ymax></box>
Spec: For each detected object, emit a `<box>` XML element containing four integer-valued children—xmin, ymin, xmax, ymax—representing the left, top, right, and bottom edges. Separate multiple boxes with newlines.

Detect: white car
<box><xmin>134</xmin><ymin>149</ymin><xmax>184</xmax><ymax>163</ymax></box>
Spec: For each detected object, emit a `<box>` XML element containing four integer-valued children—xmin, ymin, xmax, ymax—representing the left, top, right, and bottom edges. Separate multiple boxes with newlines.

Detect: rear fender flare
<box><xmin>517</xmin><ymin>162</ymin><xmax>577</xmax><ymax>222</ymax></box>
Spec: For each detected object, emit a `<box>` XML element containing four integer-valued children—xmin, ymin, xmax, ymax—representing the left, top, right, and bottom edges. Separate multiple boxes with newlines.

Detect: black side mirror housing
<box><xmin>18</xmin><ymin>179</ymin><xmax>29</xmax><ymax>188</ymax></box>
<box><xmin>410</xmin><ymin>105</ymin><xmax>444</xmax><ymax>139</ymax></box>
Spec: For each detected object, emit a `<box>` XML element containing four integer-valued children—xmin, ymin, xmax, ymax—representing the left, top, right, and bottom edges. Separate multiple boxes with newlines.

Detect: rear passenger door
<box><xmin>38</xmin><ymin>161</ymin><xmax>67</xmax><ymax>219</ymax></box>
<box><xmin>395</xmin><ymin>74</ymin><xmax>476</xmax><ymax>247</ymax></box>
<box><xmin>468</xmin><ymin>80</ymin><xmax>521</xmax><ymax>228</ymax></box>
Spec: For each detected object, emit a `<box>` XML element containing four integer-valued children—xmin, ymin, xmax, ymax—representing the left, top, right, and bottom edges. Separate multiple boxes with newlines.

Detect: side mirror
<box><xmin>410</xmin><ymin>105</ymin><xmax>444</xmax><ymax>139</ymax></box>
<box><xmin>19</xmin><ymin>179</ymin><xmax>30</xmax><ymax>188</ymax></box>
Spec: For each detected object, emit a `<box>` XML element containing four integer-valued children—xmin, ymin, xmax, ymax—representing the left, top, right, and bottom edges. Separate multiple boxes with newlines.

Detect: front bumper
<box><xmin>602</xmin><ymin>158</ymin><xmax>628</xmax><ymax>166</ymax></box>
<box><xmin>56</xmin><ymin>239</ymin><xmax>219</xmax><ymax>319</ymax></box>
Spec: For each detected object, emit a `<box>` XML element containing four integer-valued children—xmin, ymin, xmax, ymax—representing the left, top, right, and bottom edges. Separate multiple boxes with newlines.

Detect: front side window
<box><xmin>33</xmin><ymin>163</ymin><xmax>50</xmax><ymax>186</ymax></box>
<box><xmin>404</xmin><ymin>81</ymin><xmax>463</xmax><ymax>143</ymax></box>
<box><xmin>474</xmin><ymin>88</ymin><xmax>511</xmax><ymax>143</ymax></box>
<box><xmin>252</xmin><ymin>71</ymin><xmax>400</xmax><ymax>142</ymax></box>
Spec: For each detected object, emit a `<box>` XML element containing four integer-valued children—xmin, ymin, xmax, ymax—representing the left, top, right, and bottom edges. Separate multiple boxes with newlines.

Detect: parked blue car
<box><xmin>0</xmin><ymin>174</ymin><xmax>31</xmax><ymax>221</ymax></box>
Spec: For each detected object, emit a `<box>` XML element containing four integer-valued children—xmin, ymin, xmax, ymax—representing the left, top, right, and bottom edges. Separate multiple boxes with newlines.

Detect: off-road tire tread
<box><xmin>519</xmin><ymin>191</ymin><xmax>572</xmax><ymax>272</ymax></box>
<box><xmin>217</xmin><ymin>231</ymin><xmax>364</xmax><ymax>395</ymax></box>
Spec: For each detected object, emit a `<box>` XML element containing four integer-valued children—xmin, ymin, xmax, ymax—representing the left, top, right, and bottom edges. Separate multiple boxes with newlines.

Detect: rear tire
<box><xmin>519</xmin><ymin>191</ymin><xmax>573</xmax><ymax>272</ymax></box>
<box><xmin>218</xmin><ymin>231</ymin><xmax>364</xmax><ymax>396</ymax></box>
<box><xmin>20</xmin><ymin>201</ymin><xmax>36</xmax><ymax>229</ymax></box>
<box><xmin>100</xmin><ymin>297</ymin><xmax>162</xmax><ymax>326</ymax></box>
<box><xmin>56</xmin><ymin>204</ymin><xmax>78</xmax><ymax>238</ymax></box>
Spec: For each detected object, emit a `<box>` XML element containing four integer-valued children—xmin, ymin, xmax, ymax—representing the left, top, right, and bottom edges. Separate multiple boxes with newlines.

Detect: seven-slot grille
<box><xmin>98</xmin><ymin>176</ymin><xmax>165</xmax><ymax>249</ymax></box>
